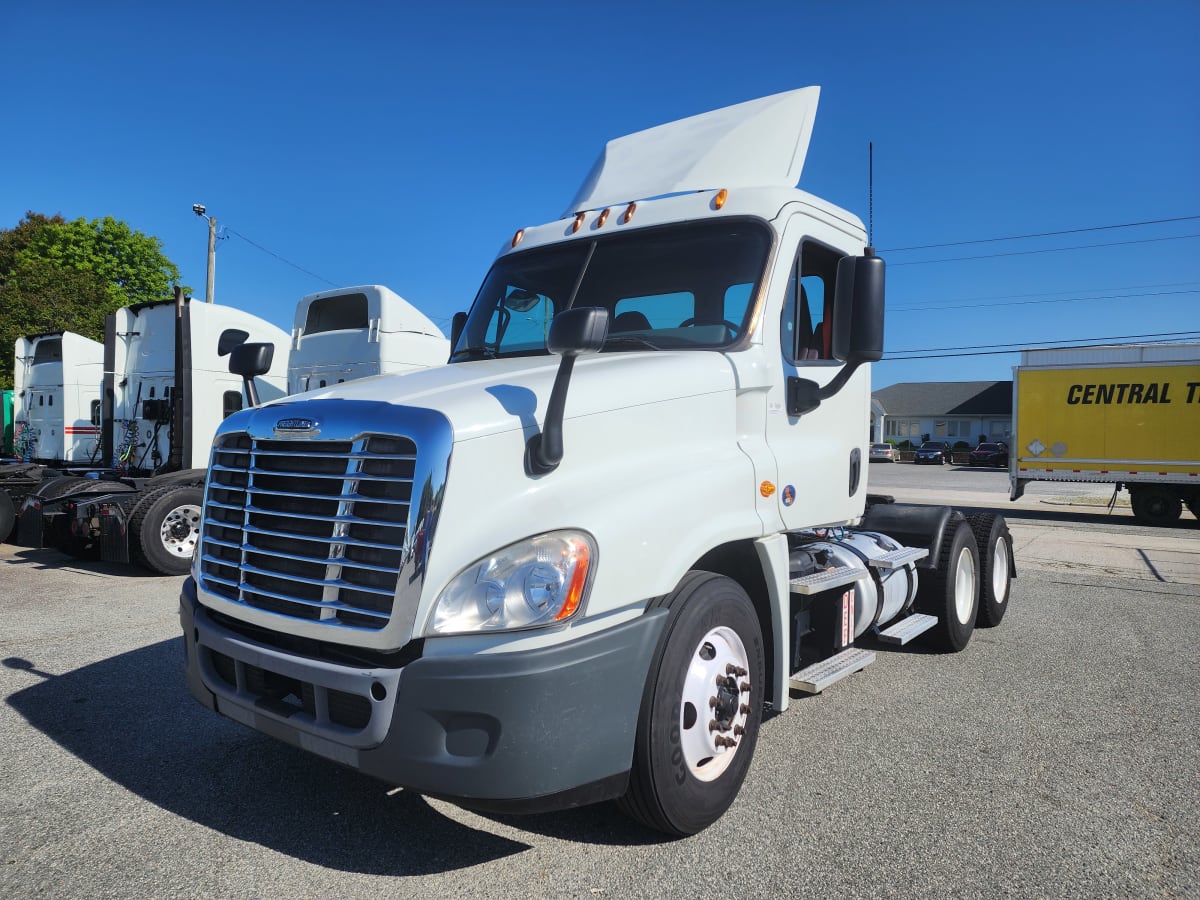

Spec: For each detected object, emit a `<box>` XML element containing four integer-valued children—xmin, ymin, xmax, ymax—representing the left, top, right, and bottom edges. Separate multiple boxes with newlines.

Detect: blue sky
<box><xmin>3</xmin><ymin>2</ymin><xmax>1197</xmax><ymax>389</ymax></box>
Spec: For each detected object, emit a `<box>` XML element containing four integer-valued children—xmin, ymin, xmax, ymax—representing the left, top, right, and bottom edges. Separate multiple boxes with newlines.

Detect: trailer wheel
<box><xmin>966</xmin><ymin>512</ymin><xmax>1013</xmax><ymax>628</ymax></box>
<box><xmin>130</xmin><ymin>486</ymin><xmax>204</xmax><ymax>575</ymax></box>
<box><xmin>619</xmin><ymin>571</ymin><xmax>765</xmax><ymax>836</ymax></box>
<box><xmin>0</xmin><ymin>491</ymin><xmax>14</xmax><ymax>543</ymax></box>
<box><xmin>1129</xmin><ymin>486</ymin><xmax>1182</xmax><ymax>527</ymax></box>
<box><xmin>916</xmin><ymin>519</ymin><xmax>979</xmax><ymax>652</ymax></box>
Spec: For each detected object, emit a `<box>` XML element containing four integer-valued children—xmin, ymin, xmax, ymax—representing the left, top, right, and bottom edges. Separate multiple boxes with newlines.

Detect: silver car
<box><xmin>869</xmin><ymin>442</ymin><xmax>896</xmax><ymax>463</ymax></box>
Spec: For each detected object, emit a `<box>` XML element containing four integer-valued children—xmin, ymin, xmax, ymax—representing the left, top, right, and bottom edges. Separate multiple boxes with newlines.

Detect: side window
<box><xmin>781</xmin><ymin>240</ymin><xmax>841</xmax><ymax>364</ymax></box>
<box><xmin>222</xmin><ymin>390</ymin><xmax>243</xmax><ymax>419</ymax></box>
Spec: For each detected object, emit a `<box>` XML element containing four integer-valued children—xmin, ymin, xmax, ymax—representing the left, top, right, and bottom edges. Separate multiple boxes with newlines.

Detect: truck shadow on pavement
<box><xmin>5</xmin><ymin>638</ymin><xmax>663</xmax><ymax>872</ymax></box>
<box><xmin>1</xmin><ymin>546</ymin><xmax>168</xmax><ymax>577</ymax></box>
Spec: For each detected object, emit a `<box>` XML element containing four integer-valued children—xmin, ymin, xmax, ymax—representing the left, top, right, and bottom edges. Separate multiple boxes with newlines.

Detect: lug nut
<box><xmin>740</xmin><ymin>704</ymin><xmax>751</xmax><ymax>715</ymax></box>
<box><xmin>734</xmin><ymin>725</ymin><xmax>745</xmax><ymax>737</ymax></box>
<box><xmin>709</xmin><ymin>696</ymin><xmax>718</xmax><ymax>708</ymax></box>
<box><xmin>709</xmin><ymin>719</ymin><xmax>721</xmax><ymax>732</ymax></box>
<box><xmin>739</xmin><ymin>681</ymin><xmax>751</xmax><ymax>693</ymax></box>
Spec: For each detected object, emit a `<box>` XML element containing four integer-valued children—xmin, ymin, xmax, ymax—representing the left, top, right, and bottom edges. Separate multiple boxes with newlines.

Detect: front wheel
<box><xmin>619</xmin><ymin>571</ymin><xmax>765</xmax><ymax>836</ymax></box>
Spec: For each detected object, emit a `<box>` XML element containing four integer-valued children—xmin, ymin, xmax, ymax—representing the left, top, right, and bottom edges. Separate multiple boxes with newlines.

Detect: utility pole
<box><xmin>192</xmin><ymin>204</ymin><xmax>216</xmax><ymax>303</ymax></box>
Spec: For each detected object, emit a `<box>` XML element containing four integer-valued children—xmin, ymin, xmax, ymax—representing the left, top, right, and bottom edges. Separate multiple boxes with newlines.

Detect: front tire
<box><xmin>619</xmin><ymin>571</ymin><xmax>765</xmax><ymax>836</ymax></box>
<box><xmin>916</xmin><ymin>518</ymin><xmax>979</xmax><ymax>652</ymax></box>
<box><xmin>130</xmin><ymin>486</ymin><xmax>204</xmax><ymax>575</ymax></box>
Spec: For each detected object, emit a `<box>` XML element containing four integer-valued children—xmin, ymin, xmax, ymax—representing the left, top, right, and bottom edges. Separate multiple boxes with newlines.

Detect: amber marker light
<box><xmin>554</xmin><ymin>538</ymin><xmax>592</xmax><ymax>621</ymax></box>
<box><xmin>713</xmin><ymin>188</ymin><xmax>728</xmax><ymax>210</ymax></box>
<box><xmin>622</xmin><ymin>202</ymin><xmax>637</xmax><ymax>223</ymax></box>
<box><xmin>596</xmin><ymin>208</ymin><xmax>611</xmax><ymax>228</ymax></box>
<box><xmin>572</xmin><ymin>213</ymin><xmax>585</xmax><ymax>233</ymax></box>
<box><xmin>760</xmin><ymin>480</ymin><xmax>776</xmax><ymax>498</ymax></box>
<box><xmin>511</xmin><ymin>228</ymin><xmax>525</xmax><ymax>248</ymax></box>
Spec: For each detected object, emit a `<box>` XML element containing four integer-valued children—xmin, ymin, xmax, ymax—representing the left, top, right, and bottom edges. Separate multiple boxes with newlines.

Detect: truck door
<box><xmin>763</xmin><ymin>216</ymin><xmax>871</xmax><ymax>530</ymax></box>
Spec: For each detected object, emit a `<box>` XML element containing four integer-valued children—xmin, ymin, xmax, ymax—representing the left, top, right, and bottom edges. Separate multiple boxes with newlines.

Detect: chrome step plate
<box><xmin>789</xmin><ymin>566</ymin><xmax>865</xmax><ymax>596</ymax></box>
<box><xmin>869</xmin><ymin>547</ymin><xmax>929</xmax><ymax>569</ymax></box>
<box><xmin>878</xmin><ymin>613</ymin><xmax>938</xmax><ymax>645</ymax></box>
<box><xmin>789</xmin><ymin>647</ymin><xmax>876</xmax><ymax>694</ymax></box>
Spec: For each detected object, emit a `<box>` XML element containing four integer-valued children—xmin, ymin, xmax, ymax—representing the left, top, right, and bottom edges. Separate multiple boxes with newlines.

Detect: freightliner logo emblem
<box><xmin>274</xmin><ymin>417</ymin><xmax>320</xmax><ymax>436</ymax></box>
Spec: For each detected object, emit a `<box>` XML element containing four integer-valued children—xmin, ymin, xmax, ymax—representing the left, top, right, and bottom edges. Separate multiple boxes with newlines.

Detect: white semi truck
<box><xmin>179</xmin><ymin>88</ymin><xmax>1016</xmax><ymax>835</ymax></box>
<box><xmin>0</xmin><ymin>332</ymin><xmax>106</xmax><ymax>541</ymax></box>
<box><xmin>17</xmin><ymin>294</ymin><xmax>290</xmax><ymax>572</ymax></box>
<box><xmin>288</xmin><ymin>284</ymin><xmax>449</xmax><ymax>394</ymax></box>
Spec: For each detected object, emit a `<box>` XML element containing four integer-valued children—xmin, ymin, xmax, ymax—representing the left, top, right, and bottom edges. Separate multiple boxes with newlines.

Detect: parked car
<box><xmin>869</xmin><ymin>442</ymin><xmax>896</xmax><ymax>463</ymax></box>
<box><xmin>969</xmin><ymin>441</ymin><xmax>1009</xmax><ymax>467</ymax></box>
<box><xmin>913</xmin><ymin>440</ymin><xmax>952</xmax><ymax>465</ymax></box>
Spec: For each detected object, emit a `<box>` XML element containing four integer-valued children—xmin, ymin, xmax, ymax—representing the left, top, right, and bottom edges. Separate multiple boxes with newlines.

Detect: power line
<box><xmin>889</xmin><ymin>287</ymin><xmax>1200</xmax><ymax>313</ymax></box>
<box><xmin>883</xmin><ymin>330</ymin><xmax>1200</xmax><ymax>361</ymax></box>
<box><xmin>225</xmin><ymin>228</ymin><xmax>339</xmax><ymax>287</ymax></box>
<box><xmin>879</xmin><ymin>215</ymin><xmax>1200</xmax><ymax>252</ymax></box>
<box><xmin>889</xmin><ymin>233</ymin><xmax>1200</xmax><ymax>267</ymax></box>
<box><xmin>888</xmin><ymin>279</ymin><xmax>1200</xmax><ymax>309</ymax></box>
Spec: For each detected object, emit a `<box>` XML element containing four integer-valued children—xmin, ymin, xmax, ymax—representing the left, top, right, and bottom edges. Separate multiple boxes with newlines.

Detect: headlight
<box><xmin>429</xmin><ymin>530</ymin><xmax>595</xmax><ymax>635</ymax></box>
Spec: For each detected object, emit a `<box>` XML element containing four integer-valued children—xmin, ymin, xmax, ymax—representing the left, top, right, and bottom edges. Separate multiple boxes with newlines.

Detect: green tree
<box><xmin>0</xmin><ymin>212</ymin><xmax>183</xmax><ymax>391</ymax></box>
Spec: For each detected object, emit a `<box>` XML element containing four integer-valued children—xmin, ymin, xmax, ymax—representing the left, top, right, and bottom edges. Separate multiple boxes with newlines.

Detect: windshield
<box><xmin>451</xmin><ymin>219</ymin><xmax>772</xmax><ymax>360</ymax></box>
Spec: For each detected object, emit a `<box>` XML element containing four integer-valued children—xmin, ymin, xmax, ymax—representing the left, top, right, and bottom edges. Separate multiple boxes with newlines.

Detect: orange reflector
<box><xmin>714</xmin><ymin>188</ymin><xmax>728</xmax><ymax>210</ymax></box>
<box><xmin>597</xmin><ymin>208</ymin><xmax>610</xmax><ymax>228</ymax></box>
<box><xmin>572</xmin><ymin>213</ymin><xmax>585</xmax><ymax>233</ymax></box>
<box><xmin>622</xmin><ymin>202</ymin><xmax>636</xmax><ymax>223</ymax></box>
<box><xmin>555</xmin><ymin>540</ymin><xmax>591</xmax><ymax>621</ymax></box>
<box><xmin>760</xmin><ymin>481</ymin><xmax>776</xmax><ymax>498</ymax></box>
<box><xmin>511</xmin><ymin>228</ymin><xmax>525</xmax><ymax>248</ymax></box>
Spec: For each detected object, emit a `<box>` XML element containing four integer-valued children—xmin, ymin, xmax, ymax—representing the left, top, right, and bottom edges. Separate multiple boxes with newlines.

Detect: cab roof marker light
<box><xmin>596</xmin><ymin>208</ymin><xmax>611</xmax><ymax>228</ymax></box>
<box><xmin>572</xmin><ymin>213</ymin><xmax>586</xmax><ymax>234</ymax></box>
<box><xmin>511</xmin><ymin>228</ymin><xmax>525</xmax><ymax>248</ymax></box>
<box><xmin>622</xmin><ymin>202</ymin><xmax>636</xmax><ymax>224</ymax></box>
<box><xmin>713</xmin><ymin>188</ymin><xmax>729</xmax><ymax>210</ymax></box>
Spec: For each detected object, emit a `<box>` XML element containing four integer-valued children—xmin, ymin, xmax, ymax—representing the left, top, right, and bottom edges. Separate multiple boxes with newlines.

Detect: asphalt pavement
<box><xmin>1</xmin><ymin>468</ymin><xmax>1197</xmax><ymax>898</ymax></box>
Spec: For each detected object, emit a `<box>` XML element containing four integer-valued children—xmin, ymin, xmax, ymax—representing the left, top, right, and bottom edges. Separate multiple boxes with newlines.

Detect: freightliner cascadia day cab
<box><xmin>0</xmin><ymin>332</ymin><xmax>106</xmax><ymax>541</ymax></box>
<box><xmin>1011</xmin><ymin>343</ymin><xmax>1200</xmax><ymax>525</ymax></box>
<box><xmin>16</xmin><ymin>296</ymin><xmax>290</xmax><ymax>572</ymax></box>
<box><xmin>288</xmin><ymin>284</ymin><xmax>449</xmax><ymax>394</ymax></box>
<box><xmin>180</xmin><ymin>88</ymin><xmax>1017</xmax><ymax>836</ymax></box>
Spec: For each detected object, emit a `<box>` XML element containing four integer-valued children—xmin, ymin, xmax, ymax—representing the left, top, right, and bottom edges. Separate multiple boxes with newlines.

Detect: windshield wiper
<box><xmin>603</xmin><ymin>334</ymin><xmax>661</xmax><ymax>351</ymax></box>
<box><xmin>449</xmin><ymin>345</ymin><xmax>498</xmax><ymax>361</ymax></box>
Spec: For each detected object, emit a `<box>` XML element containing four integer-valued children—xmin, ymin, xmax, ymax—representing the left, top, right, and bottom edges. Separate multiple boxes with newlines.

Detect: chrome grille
<box><xmin>199</xmin><ymin>433</ymin><xmax>416</xmax><ymax>630</ymax></box>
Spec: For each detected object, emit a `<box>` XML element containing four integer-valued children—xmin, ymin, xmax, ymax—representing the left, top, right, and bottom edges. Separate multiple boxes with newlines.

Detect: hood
<box><xmin>266</xmin><ymin>351</ymin><xmax>739</xmax><ymax>443</ymax></box>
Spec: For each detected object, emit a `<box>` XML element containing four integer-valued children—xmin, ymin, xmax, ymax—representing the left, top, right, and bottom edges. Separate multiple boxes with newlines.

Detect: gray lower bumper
<box><xmin>180</xmin><ymin>579</ymin><xmax>666</xmax><ymax>811</ymax></box>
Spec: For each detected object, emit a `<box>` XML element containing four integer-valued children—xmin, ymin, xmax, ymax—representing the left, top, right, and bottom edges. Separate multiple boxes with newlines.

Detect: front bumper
<box><xmin>180</xmin><ymin>578</ymin><xmax>667</xmax><ymax>812</ymax></box>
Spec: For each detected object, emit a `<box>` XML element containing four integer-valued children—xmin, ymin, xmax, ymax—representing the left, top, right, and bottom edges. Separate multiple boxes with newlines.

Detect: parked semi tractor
<box><xmin>288</xmin><ymin>284</ymin><xmax>449</xmax><ymax>394</ymax></box>
<box><xmin>1011</xmin><ymin>343</ymin><xmax>1200</xmax><ymax>525</ymax></box>
<box><xmin>179</xmin><ymin>88</ymin><xmax>1016</xmax><ymax>836</ymax></box>
<box><xmin>0</xmin><ymin>331</ymin><xmax>105</xmax><ymax>541</ymax></box>
<box><xmin>16</xmin><ymin>293</ymin><xmax>290</xmax><ymax>572</ymax></box>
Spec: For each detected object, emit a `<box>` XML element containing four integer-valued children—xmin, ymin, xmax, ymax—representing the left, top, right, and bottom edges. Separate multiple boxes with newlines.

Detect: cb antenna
<box><xmin>868</xmin><ymin>141</ymin><xmax>875</xmax><ymax>250</ymax></box>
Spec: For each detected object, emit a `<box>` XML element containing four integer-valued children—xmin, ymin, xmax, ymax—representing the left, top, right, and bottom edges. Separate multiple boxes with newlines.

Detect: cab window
<box><xmin>781</xmin><ymin>240</ymin><xmax>841</xmax><ymax>364</ymax></box>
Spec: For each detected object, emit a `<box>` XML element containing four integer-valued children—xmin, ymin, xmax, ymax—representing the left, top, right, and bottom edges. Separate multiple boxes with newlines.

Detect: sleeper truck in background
<box><xmin>0</xmin><ymin>332</ymin><xmax>105</xmax><ymax>542</ymax></box>
<box><xmin>288</xmin><ymin>284</ymin><xmax>449</xmax><ymax>394</ymax></box>
<box><xmin>180</xmin><ymin>88</ymin><xmax>1017</xmax><ymax>836</ymax></box>
<box><xmin>16</xmin><ymin>294</ymin><xmax>290</xmax><ymax>572</ymax></box>
<box><xmin>1011</xmin><ymin>343</ymin><xmax>1200</xmax><ymax>526</ymax></box>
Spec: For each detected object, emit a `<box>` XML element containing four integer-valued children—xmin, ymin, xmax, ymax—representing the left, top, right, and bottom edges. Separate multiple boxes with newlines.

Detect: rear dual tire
<box><xmin>917</xmin><ymin>518</ymin><xmax>979</xmax><ymax>652</ymax></box>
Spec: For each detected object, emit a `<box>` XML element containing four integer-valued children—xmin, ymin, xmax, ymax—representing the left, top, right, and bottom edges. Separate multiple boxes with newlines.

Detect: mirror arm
<box><xmin>525</xmin><ymin>356</ymin><xmax>577</xmax><ymax>475</ymax></box>
<box><xmin>786</xmin><ymin>360</ymin><xmax>866</xmax><ymax>417</ymax></box>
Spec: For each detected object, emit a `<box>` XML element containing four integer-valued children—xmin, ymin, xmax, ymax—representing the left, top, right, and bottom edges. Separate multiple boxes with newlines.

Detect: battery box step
<box><xmin>877</xmin><ymin>612</ymin><xmax>938</xmax><ymax>646</ymax></box>
<box><xmin>789</xmin><ymin>646</ymin><xmax>876</xmax><ymax>694</ymax></box>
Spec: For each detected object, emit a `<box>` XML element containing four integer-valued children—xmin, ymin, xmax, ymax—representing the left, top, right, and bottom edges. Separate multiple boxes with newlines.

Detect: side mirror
<box><xmin>449</xmin><ymin>311</ymin><xmax>468</xmax><ymax>353</ymax></box>
<box><xmin>526</xmin><ymin>307</ymin><xmax>609</xmax><ymax>475</ymax></box>
<box><xmin>831</xmin><ymin>253</ymin><xmax>885</xmax><ymax>363</ymax></box>
<box><xmin>217</xmin><ymin>328</ymin><xmax>251</xmax><ymax>357</ymax></box>
<box><xmin>228</xmin><ymin>342</ymin><xmax>275</xmax><ymax>407</ymax></box>
<box><xmin>788</xmin><ymin>253</ymin><xmax>885</xmax><ymax>416</ymax></box>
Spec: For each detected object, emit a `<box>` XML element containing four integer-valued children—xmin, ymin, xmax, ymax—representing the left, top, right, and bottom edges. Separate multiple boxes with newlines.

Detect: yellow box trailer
<box><xmin>1011</xmin><ymin>344</ymin><xmax>1200</xmax><ymax>525</ymax></box>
